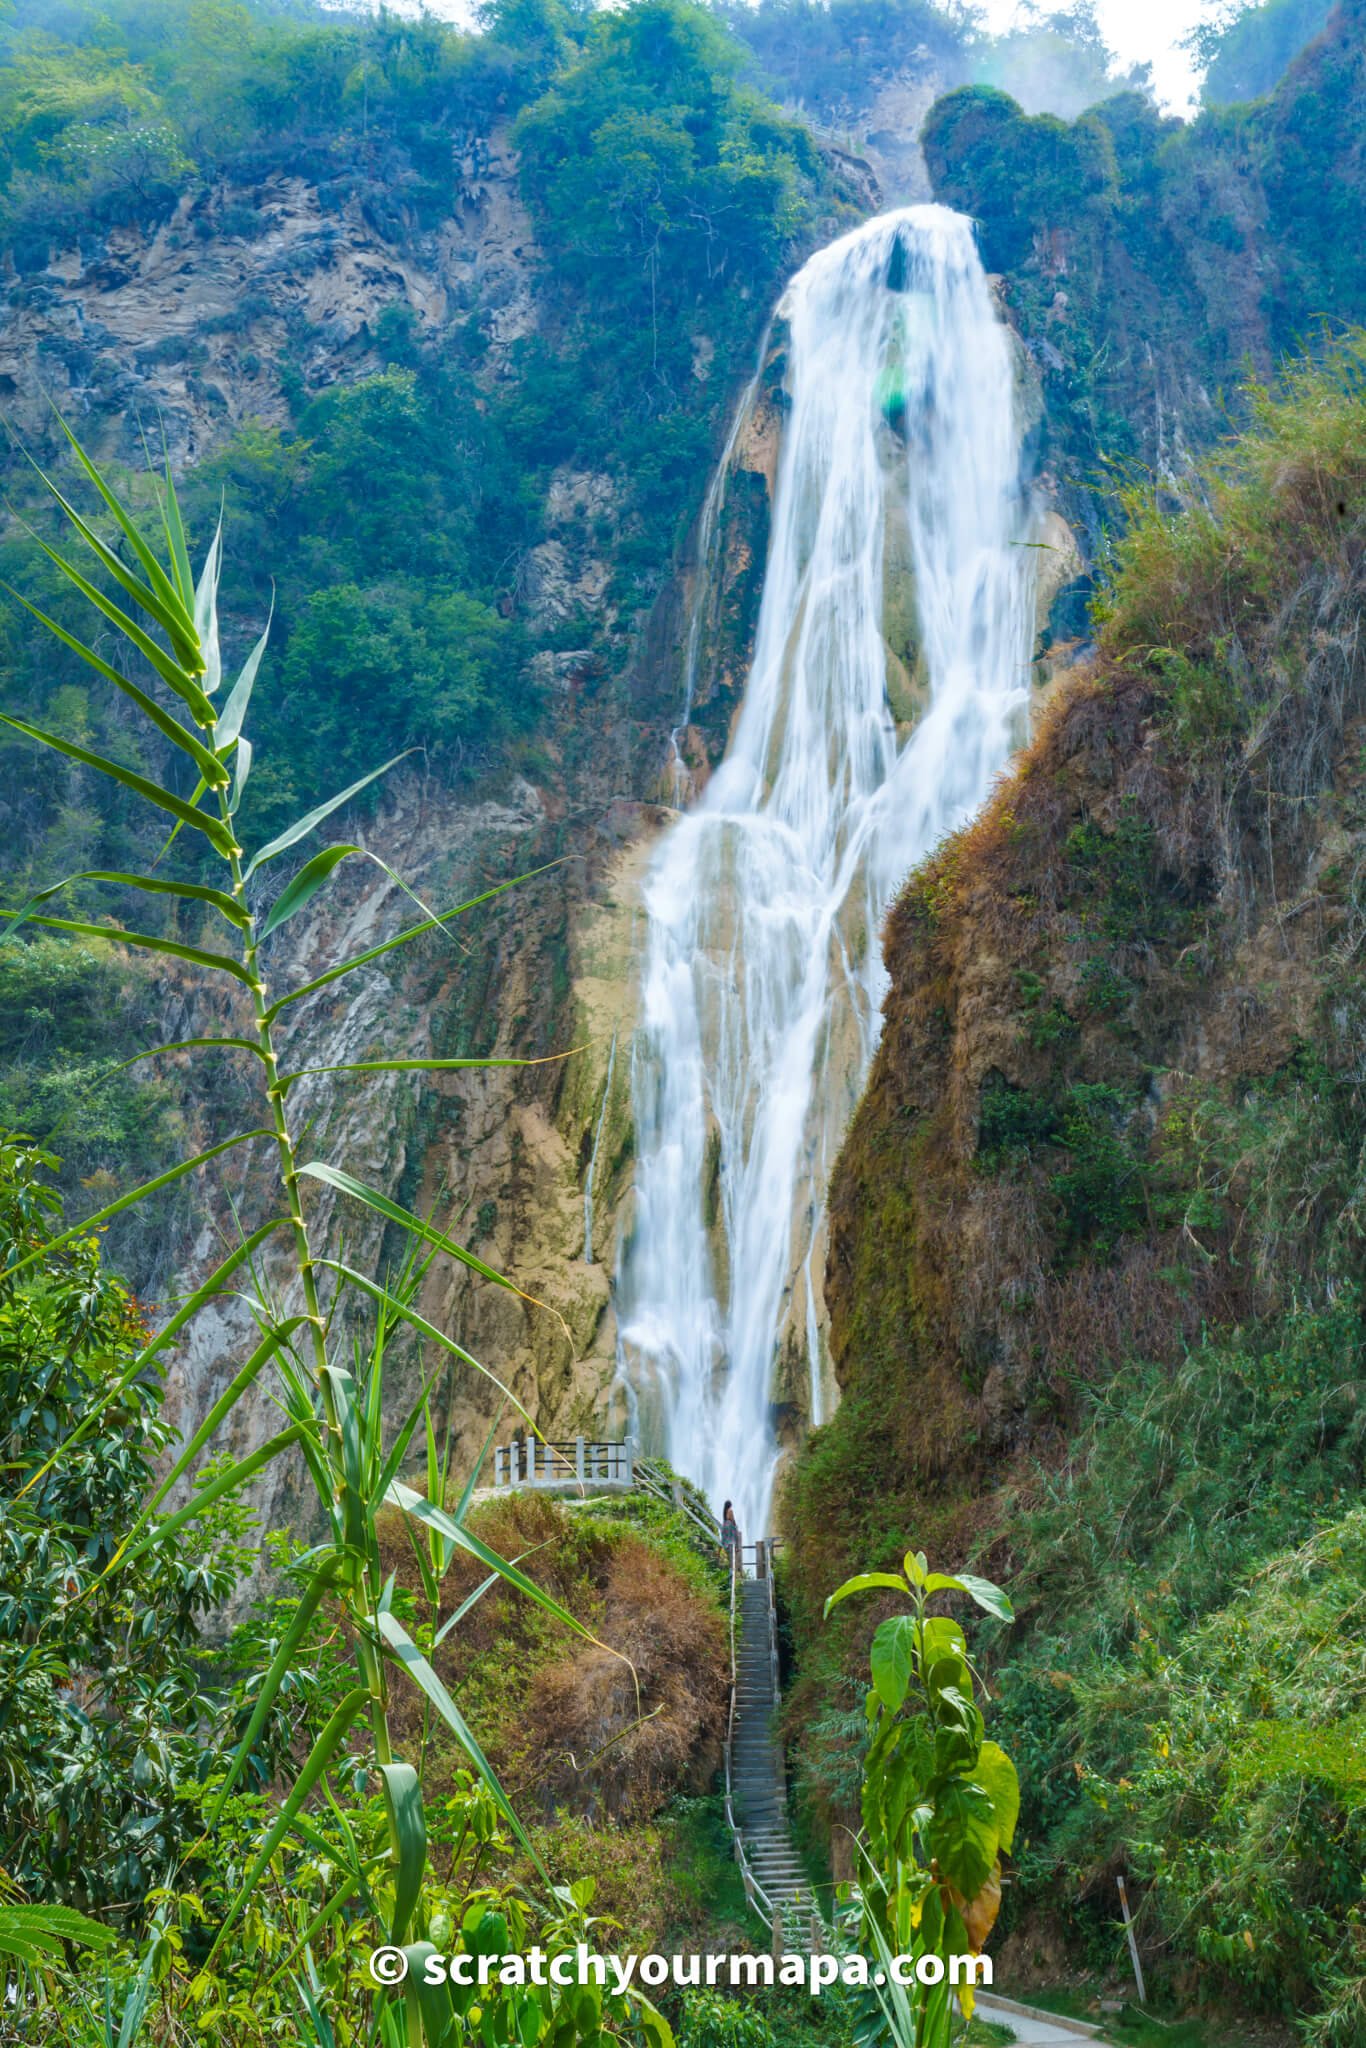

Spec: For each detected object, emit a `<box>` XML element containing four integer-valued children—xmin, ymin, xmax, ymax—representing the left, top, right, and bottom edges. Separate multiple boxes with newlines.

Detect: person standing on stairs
<box><xmin>720</xmin><ymin>1500</ymin><xmax>740</xmax><ymax>1574</ymax></box>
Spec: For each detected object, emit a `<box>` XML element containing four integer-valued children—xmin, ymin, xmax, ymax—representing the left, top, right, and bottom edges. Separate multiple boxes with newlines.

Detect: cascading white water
<box><xmin>617</xmin><ymin>205</ymin><xmax>1036</xmax><ymax>1540</ymax></box>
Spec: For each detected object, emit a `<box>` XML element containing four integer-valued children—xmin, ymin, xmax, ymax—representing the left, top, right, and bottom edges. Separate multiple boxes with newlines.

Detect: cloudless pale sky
<box><xmin>384</xmin><ymin>1</ymin><xmax>1224</xmax><ymax>116</ymax></box>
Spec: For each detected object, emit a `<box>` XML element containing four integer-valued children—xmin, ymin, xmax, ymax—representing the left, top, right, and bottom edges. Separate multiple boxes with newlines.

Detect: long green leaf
<box><xmin>244</xmin><ymin>755</ymin><xmax>411</xmax><ymax>881</ymax></box>
<box><xmin>300</xmin><ymin>1165</ymin><xmax>558</xmax><ymax>1321</ymax></box>
<box><xmin>277</xmin><ymin>1053</ymin><xmax>572</xmax><ymax>1094</ymax></box>
<box><xmin>118</xmin><ymin>1424</ymin><xmax>309</xmax><ymax>1568</ymax></box>
<box><xmin>257</xmin><ymin>844</ymin><xmax>355</xmax><ymax>941</ymax></box>
<box><xmin>321</xmin><ymin>1262</ymin><xmax>533</xmax><ymax>1430</ymax></box>
<box><xmin>1</xmin><ymin>583</ymin><xmax>225</xmax><ymax>784</ymax></box>
<box><xmin>1</xmin><ymin>869</ymin><xmax>247</xmax><ymax>945</ymax></box>
<box><xmin>133</xmin><ymin>1213</ymin><xmax>288</xmax><ymax>1367</ymax></box>
<box><xmin>21</xmin><ymin>454</ymin><xmax>202</xmax><ymax>673</ymax></box>
<box><xmin>378</xmin><ymin>1762</ymin><xmax>426</xmax><ymax>1946</ymax></box>
<box><xmin>262</xmin><ymin>1875</ymin><xmax>363</xmax><ymax>1994</ymax></box>
<box><xmin>385</xmin><ymin>1481</ymin><xmax>620</xmax><ymax>1671</ymax></box>
<box><xmin>15</xmin><ymin>1212</ymin><xmax>288</xmax><ymax>1504</ymax></box>
<box><xmin>215</xmin><ymin>605</ymin><xmax>272</xmax><ymax>752</ymax></box>
<box><xmin>20</xmin><ymin>523</ymin><xmax>217</xmax><ymax>721</ymax></box>
<box><xmin>376</xmin><ymin>1612</ymin><xmax>544</xmax><ymax>1876</ymax></box>
<box><xmin>5</xmin><ymin>1130</ymin><xmax>274</xmax><ymax>1283</ymax></box>
<box><xmin>51</xmin><ymin>413</ymin><xmax>196</xmax><ymax>641</ymax></box>
<box><xmin>115</xmin><ymin>1316</ymin><xmax>309</xmax><ymax>1558</ymax></box>
<box><xmin>98</xmin><ymin>1032</ymin><xmax>269</xmax><ymax>1076</ymax></box>
<box><xmin>0</xmin><ymin>715</ymin><xmax>236</xmax><ymax>853</ymax></box>
<box><xmin>1</xmin><ymin>909</ymin><xmax>254</xmax><ymax>985</ymax></box>
<box><xmin>162</xmin><ymin>454</ymin><xmax>195</xmax><ymax>607</ymax></box>
<box><xmin>207</xmin><ymin>1686</ymin><xmax>373</xmax><ymax>1965</ymax></box>
<box><xmin>194</xmin><ymin>518</ymin><xmax>223</xmax><ymax>694</ymax></box>
<box><xmin>264</xmin><ymin>863</ymin><xmax>559</xmax><ymax>1021</ymax></box>
<box><xmin>0</xmin><ymin>1903</ymin><xmax>115</xmax><ymax>1955</ymax></box>
<box><xmin>212</xmin><ymin>1555</ymin><xmax>340</xmax><ymax>1817</ymax></box>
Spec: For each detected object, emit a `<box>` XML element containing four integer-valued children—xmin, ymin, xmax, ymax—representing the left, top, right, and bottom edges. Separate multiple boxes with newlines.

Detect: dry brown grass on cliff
<box><xmin>375</xmin><ymin>1492</ymin><xmax>726</xmax><ymax>1826</ymax></box>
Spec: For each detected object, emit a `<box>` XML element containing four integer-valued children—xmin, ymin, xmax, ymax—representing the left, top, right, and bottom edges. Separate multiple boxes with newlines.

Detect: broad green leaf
<box><xmin>244</xmin><ymin>754</ymin><xmax>411</xmax><ymax>880</ymax></box>
<box><xmin>3</xmin><ymin>909</ymin><xmax>254</xmax><ymax>985</ymax></box>
<box><xmin>921</xmin><ymin>1616</ymin><xmax>967</xmax><ymax>1667</ymax></box>
<box><xmin>924</xmin><ymin>1572</ymin><xmax>966</xmax><ymax>1595</ymax></box>
<box><xmin>378</xmin><ymin>1762</ymin><xmax>426</xmax><ymax>1945</ymax></box>
<box><xmin>870</xmin><ymin>1613</ymin><xmax>917</xmax><ymax>1713</ymax></box>
<box><xmin>926</xmin><ymin>1778</ymin><xmax>998</xmax><ymax>1901</ymax></box>
<box><xmin>0</xmin><ymin>716</ymin><xmax>236</xmax><ymax>853</ymax></box>
<box><xmin>207</xmin><ymin>1686</ymin><xmax>372</xmax><ymax>1963</ymax></box>
<box><xmin>904</xmin><ymin>1550</ymin><xmax>929</xmax><ymax>1587</ymax></box>
<box><xmin>954</xmin><ymin>1573</ymin><xmax>1015</xmax><ymax>1623</ymax></box>
<box><xmin>195</xmin><ymin>518</ymin><xmax>223</xmax><ymax>693</ymax></box>
<box><xmin>823</xmin><ymin>1571</ymin><xmax>907</xmax><ymax>1617</ymax></box>
<box><xmin>214</xmin><ymin>606</ymin><xmax>272</xmax><ymax>752</ymax></box>
<box><xmin>0</xmin><ymin>869</ymin><xmax>247</xmax><ymax>944</ymax></box>
<box><xmin>377</xmin><ymin>1612</ymin><xmax>545</xmax><ymax>1877</ymax></box>
<box><xmin>973</xmin><ymin>1741</ymin><xmax>1020</xmax><ymax>1854</ymax></box>
<box><xmin>265</xmin><ymin>862</ymin><xmax>559</xmax><ymax>1020</ymax></box>
<box><xmin>212</xmin><ymin>1555</ymin><xmax>339</xmax><ymax>1817</ymax></box>
<box><xmin>1</xmin><ymin>583</ymin><xmax>225</xmax><ymax>783</ymax></box>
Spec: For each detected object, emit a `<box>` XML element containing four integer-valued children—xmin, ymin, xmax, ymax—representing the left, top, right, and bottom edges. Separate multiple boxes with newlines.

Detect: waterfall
<box><xmin>616</xmin><ymin>205</ymin><xmax>1036</xmax><ymax>1541</ymax></box>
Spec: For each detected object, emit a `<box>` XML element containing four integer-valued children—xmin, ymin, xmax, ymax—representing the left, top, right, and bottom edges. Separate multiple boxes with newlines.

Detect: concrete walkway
<box><xmin>974</xmin><ymin>1992</ymin><xmax>1117</xmax><ymax>2046</ymax></box>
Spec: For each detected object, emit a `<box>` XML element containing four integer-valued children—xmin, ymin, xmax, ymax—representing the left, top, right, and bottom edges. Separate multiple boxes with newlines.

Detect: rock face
<box><xmin>0</xmin><ymin>132</ymin><xmax>537</xmax><ymax>463</ymax></box>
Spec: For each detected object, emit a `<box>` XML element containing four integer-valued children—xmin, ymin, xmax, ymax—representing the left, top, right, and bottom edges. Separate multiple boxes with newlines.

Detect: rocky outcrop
<box><xmin>0</xmin><ymin>131</ymin><xmax>537</xmax><ymax>462</ymax></box>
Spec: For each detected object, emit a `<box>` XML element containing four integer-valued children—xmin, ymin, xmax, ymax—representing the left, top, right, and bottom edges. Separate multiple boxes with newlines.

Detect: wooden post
<box><xmin>575</xmin><ymin>1436</ymin><xmax>585</xmax><ymax>1484</ymax></box>
<box><xmin>1117</xmin><ymin>1876</ymin><xmax>1146</xmax><ymax>2005</ymax></box>
<box><xmin>494</xmin><ymin>1446</ymin><xmax>505</xmax><ymax>1489</ymax></box>
<box><xmin>755</xmin><ymin>1539</ymin><xmax>768</xmax><ymax>1580</ymax></box>
<box><xmin>770</xmin><ymin>1908</ymin><xmax>783</xmax><ymax>1961</ymax></box>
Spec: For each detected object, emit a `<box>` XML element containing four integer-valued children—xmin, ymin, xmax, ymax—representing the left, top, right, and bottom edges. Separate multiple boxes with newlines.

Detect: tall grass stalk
<box><xmin>0</xmin><ymin>432</ymin><xmax>638</xmax><ymax>2044</ymax></box>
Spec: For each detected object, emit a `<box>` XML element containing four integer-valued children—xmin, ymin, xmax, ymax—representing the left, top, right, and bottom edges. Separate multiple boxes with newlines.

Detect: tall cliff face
<box><xmin>0</xmin><ymin>24</ymin><xmax>862</xmax><ymax>1533</ymax></box>
<box><xmin>783</xmin><ymin>345</ymin><xmax>1366</xmax><ymax>1972</ymax></box>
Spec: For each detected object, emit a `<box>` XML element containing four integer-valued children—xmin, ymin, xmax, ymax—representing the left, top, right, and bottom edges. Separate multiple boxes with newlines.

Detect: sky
<box><xmin>377</xmin><ymin>1</ymin><xmax>1223</xmax><ymax>118</ymax></box>
<box><xmin>975</xmin><ymin>0</ymin><xmax>1212</xmax><ymax>111</ymax></box>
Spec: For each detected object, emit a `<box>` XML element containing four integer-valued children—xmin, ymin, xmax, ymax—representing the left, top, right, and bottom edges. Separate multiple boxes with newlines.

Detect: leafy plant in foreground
<box><xmin>0</xmin><ymin>430</ymin><xmax>662</xmax><ymax>2046</ymax></box>
<box><xmin>826</xmin><ymin>1554</ymin><xmax>1018</xmax><ymax>2048</ymax></box>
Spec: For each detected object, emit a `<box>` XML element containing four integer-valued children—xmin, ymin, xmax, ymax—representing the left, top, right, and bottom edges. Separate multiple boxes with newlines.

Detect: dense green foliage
<box><xmin>0</xmin><ymin>1140</ymin><xmax>250</xmax><ymax>1915</ymax></box>
<box><xmin>924</xmin><ymin>5</ymin><xmax>1366</xmax><ymax>541</ymax></box>
<box><xmin>1193</xmin><ymin>0</ymin><xmax>1336</xmax><ymax>106</ymax></box>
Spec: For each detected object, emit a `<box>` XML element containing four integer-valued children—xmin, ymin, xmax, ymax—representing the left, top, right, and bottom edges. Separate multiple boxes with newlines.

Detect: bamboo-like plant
<box><xmin>0</xmin><ymin>431</ymin><xmax>653</xmax><ymax>2045</ymax></box>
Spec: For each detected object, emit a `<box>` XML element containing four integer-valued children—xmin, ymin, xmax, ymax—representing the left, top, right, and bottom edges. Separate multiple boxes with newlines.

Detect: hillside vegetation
<box><xmin>784</xmin><ymin>338</ymin><xmax>1366</xmax><ymax>2042</ymax></box>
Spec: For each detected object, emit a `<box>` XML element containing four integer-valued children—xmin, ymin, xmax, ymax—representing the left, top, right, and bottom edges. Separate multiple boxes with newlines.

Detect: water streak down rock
<box><xmin>617</xmin><ymin>206</ymin><xmax>1037</xmax><ymax>1536</ymax></box>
